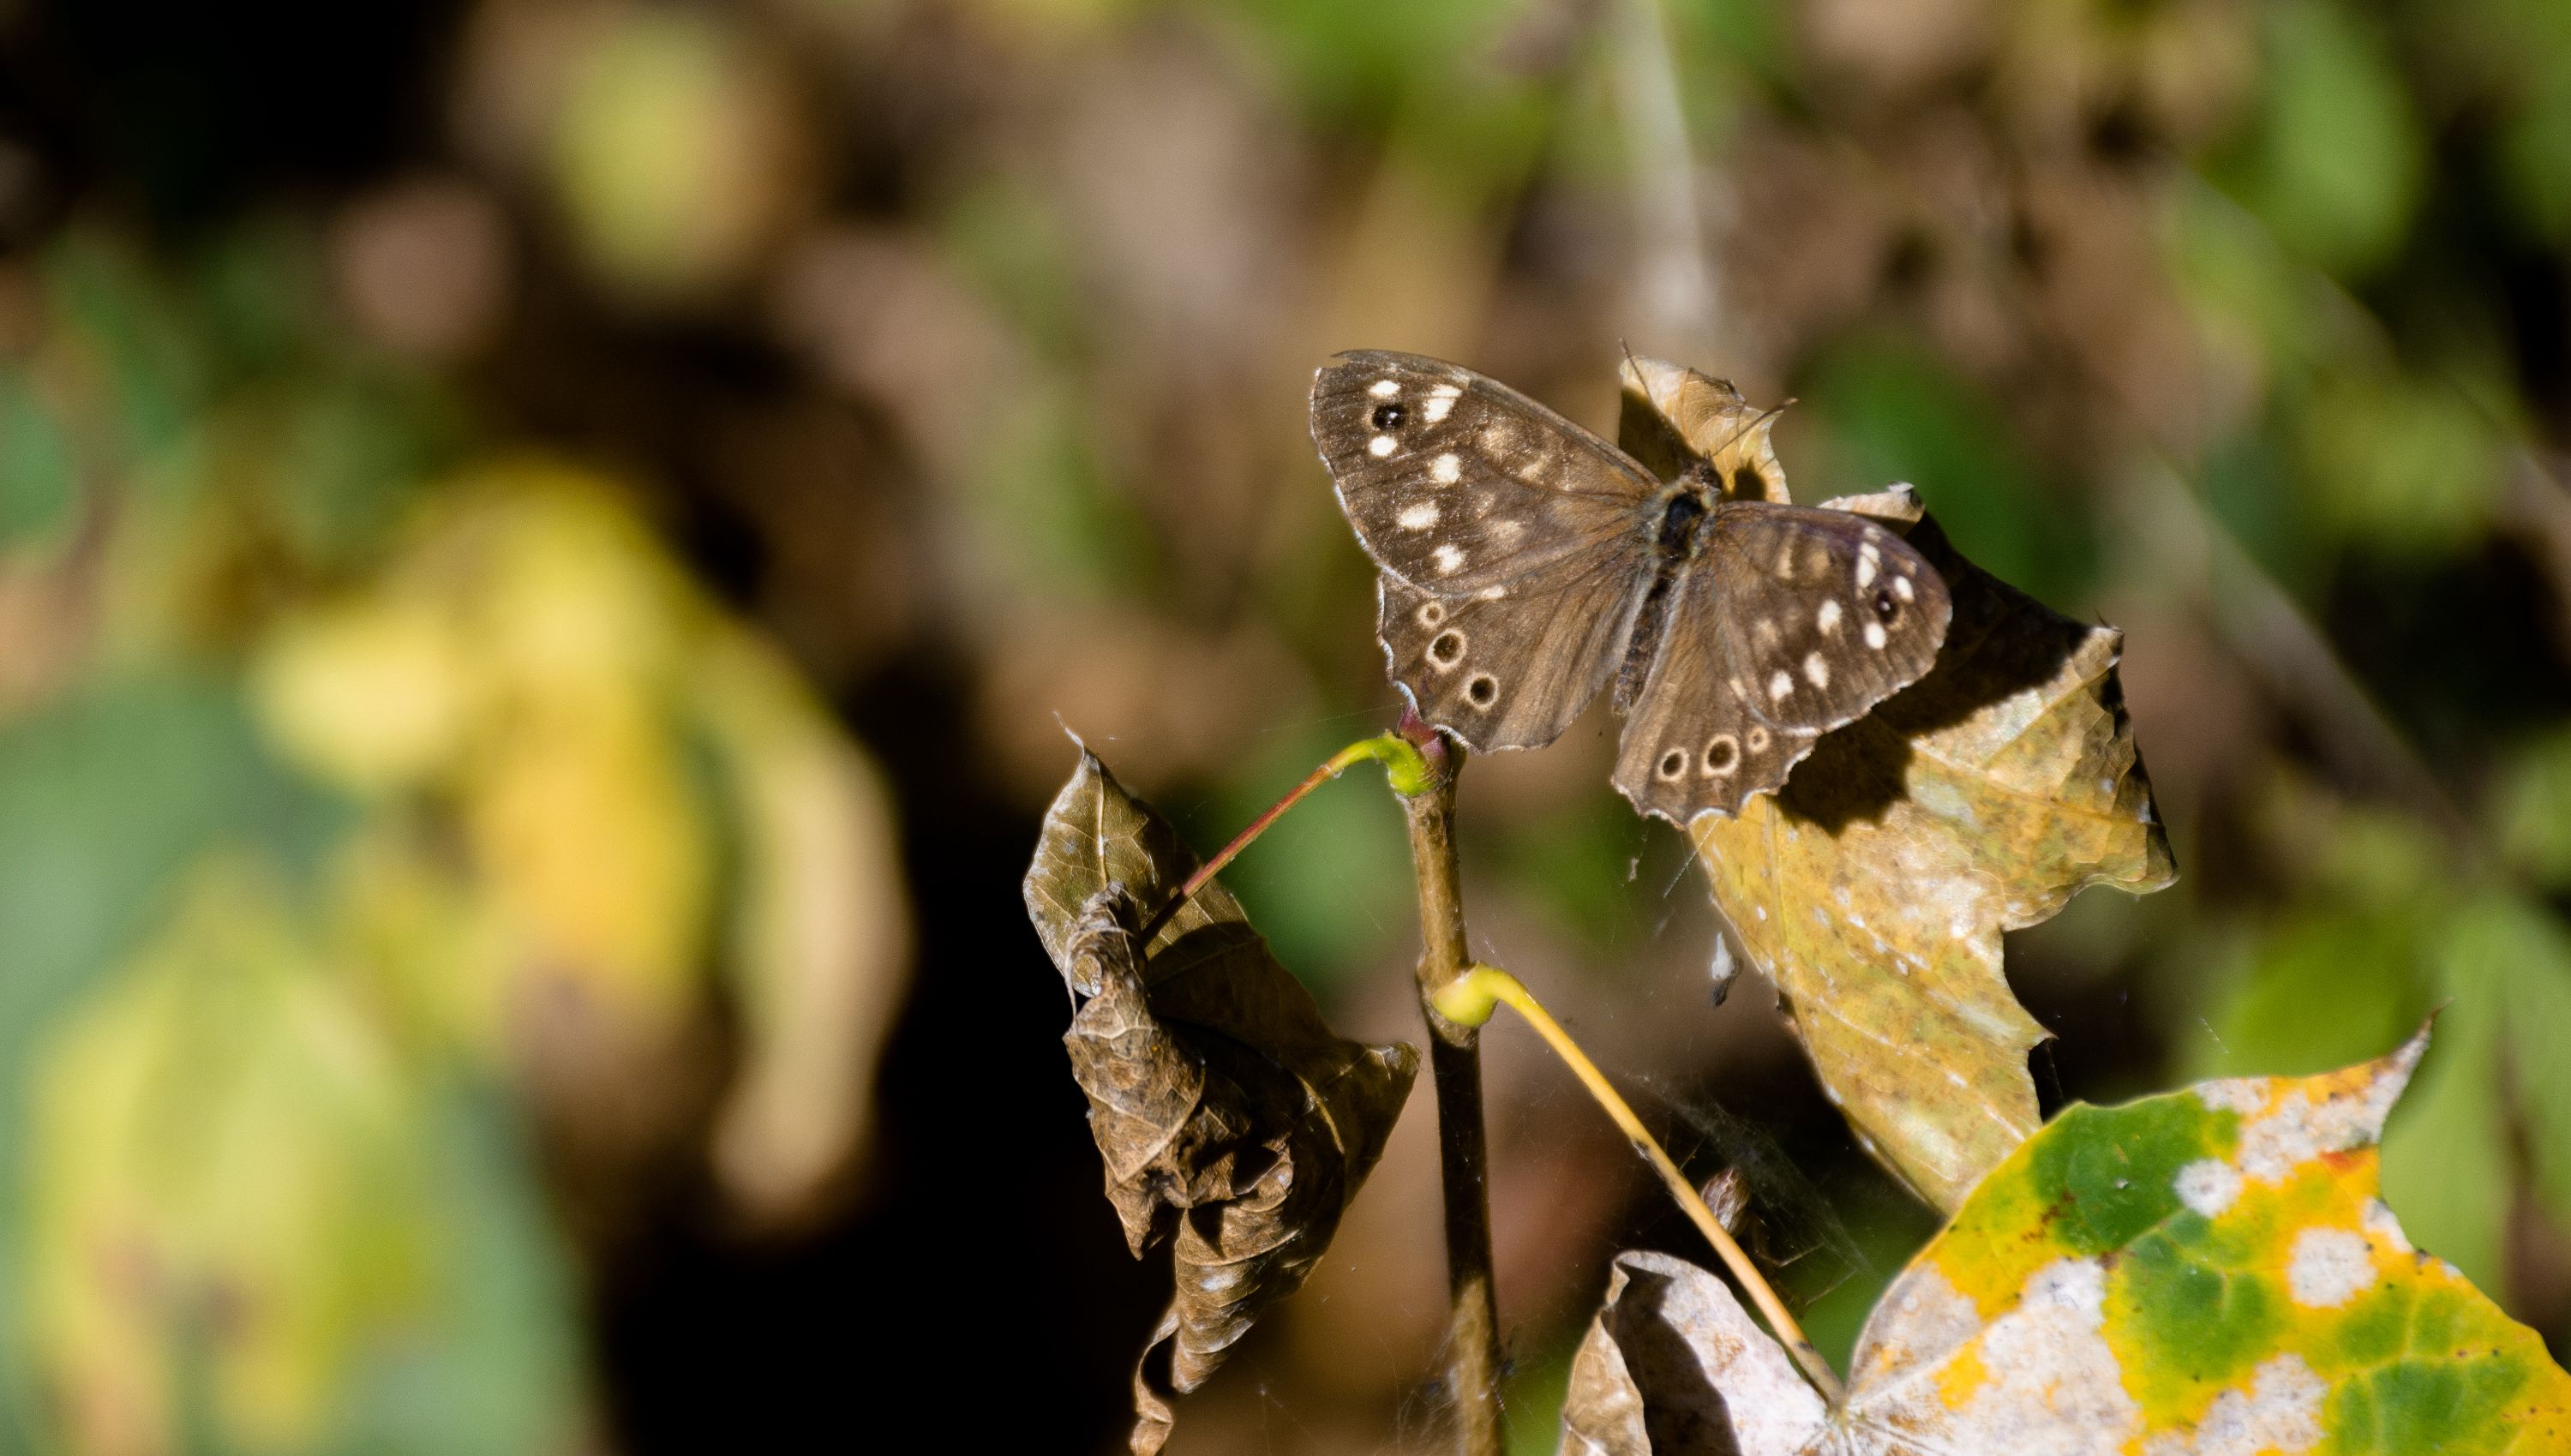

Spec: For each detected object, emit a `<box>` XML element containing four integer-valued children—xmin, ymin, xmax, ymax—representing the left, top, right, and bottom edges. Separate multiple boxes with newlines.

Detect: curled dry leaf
<box><xmin>1615</xmin><ymin>355</ymin><xmax>1791</xmax><ymax>504</ymax></box>
<box><xmin>1554</xmin><ymin>1034</ymin><xmax>2571</xmax><ymax>1455</ymax></box>
<box><xmin>1024</xmin><ymin>747</ymin><xmax>1417</xmax><ymax>1455</ymax></box>
<box><xmin>1620</xmin><ymin>355</ymin><xmax>2174</xmax><ymax>1212</ymax></box>
<box><xmin>1561</xmin><ymin>1249</ymin><xmax>1827</xmax><ymax>1456</ymax></box>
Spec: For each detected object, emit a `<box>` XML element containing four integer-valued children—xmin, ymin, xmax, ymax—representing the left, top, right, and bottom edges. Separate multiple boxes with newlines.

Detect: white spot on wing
<box><xmin>1864</xmin><ymin>621</ymin><xmax>1888</xmax><ymax>650</ymax></box>
<box><xmin>1856</xmin><ymin>545</ymin><xmax>1879</xmax><ymax>589</ymax></box>
<box><xmin>1369</xmin><ymin>378</ymin><xmax>1399</xmax><ymax>398</ymax></box>
<box><xmin>1894</xmin><ymin>574</ymin><xmax>1915</xmax><ymax>602</ymax></box>
<box><xmin>1769</xmin><ymin>670</ymin><xmax>1793</xmax><ymax>700</ymax></box>
<box><xmin>1491</xmin><ymin>519</ymin><xmax>1525</xmax><ymax>543</ymax></box>
<box><xmin>1397</xmin><ymin>501</ymin><xmax>1440</xmax><ymax>530</ymax></box>
<box><xmin>1423</xmin><ymin>394</ymin><xmax>1455</xmax><ymax>423</ymax></box>
<box><xmin>2287</xmin><ymin>1227</ymin><xmax>2376</xmax><ymax>1308</ymax></box>
<box><xmin>1804</xmin><ymin>652</ymin><xmax>1830</xmax><ymax>688</ymax></box>
<box><xmin>1431</xmin><ymin>452</ymin><xmax>1461</xmax><ymax>484</ymax></box>
<box><xmin>1818</xmin><ymin>599</ymin><xmax>1842</xmax><ymax>633</ymax></box>
<box><xmin>1369</xmin><ymin>434</ymin><xmax>1397</xmax><ymax>458</ymax></box>
<box><xmin>1431</xmin><ymin>543</ymin><xmax>1465</xmax><ymax>575</ymax></box>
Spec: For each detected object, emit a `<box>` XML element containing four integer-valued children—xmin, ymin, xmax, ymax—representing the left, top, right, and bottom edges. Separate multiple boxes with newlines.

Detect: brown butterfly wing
<box><xmin>1378</xmin><ymin>554</ymin><xmax>1652</xmax><ymax>752</ymax></box>
<box><xmin>1613</xmin><ymin>503</ymin><xmax>1952</xmax><ymax>823</ymax></box>
<box><xmin>1312</xmin><ymin>351</ymin><xmax>1657</xmax><ymax>596</ymax></box>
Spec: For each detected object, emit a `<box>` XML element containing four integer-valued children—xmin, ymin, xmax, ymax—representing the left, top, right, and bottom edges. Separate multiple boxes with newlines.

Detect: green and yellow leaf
<box><xmin>1560</xmin><ymin>1035</ymin><xmax>2571</xmax><ymax>1455</ymax></box>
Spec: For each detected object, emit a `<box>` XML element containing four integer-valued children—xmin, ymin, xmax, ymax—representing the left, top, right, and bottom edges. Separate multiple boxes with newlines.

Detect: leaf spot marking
<box><xmin>2138</xmin><ymin>1354</ymin><xmax>2325</xmax><ymax>1456</ymax></box>
<box><xmin>2173</xmin><ymin>1159</ymin><xmax>2242</xmax><ymax>1219</ymax></box>
<box><xmin>2286</xmin><ymin>1227</ymin><xmax>2376</xmax><ymax>1308</ymax></box>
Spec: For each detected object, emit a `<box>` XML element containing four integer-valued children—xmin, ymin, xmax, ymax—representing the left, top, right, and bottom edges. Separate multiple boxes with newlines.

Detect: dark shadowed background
<box><xmin>3</xmin><ymin>0</ymin><xmax>2569</xmax><ymax>1451</ymax></box>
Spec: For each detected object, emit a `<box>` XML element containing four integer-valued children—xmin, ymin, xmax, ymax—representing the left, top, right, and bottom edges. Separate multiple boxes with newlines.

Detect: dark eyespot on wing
<box><xmin>1376</xmin><ymin>550</ymin><xmax>1651</xmax><ymax>753</ymax></box>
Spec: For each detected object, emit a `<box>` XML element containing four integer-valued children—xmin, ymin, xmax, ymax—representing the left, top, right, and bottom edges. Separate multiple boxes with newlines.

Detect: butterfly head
<box><xmin>1654</xmin><ymin>471</ymin><xmax>1720</xmax><ymax>560</ymax></box>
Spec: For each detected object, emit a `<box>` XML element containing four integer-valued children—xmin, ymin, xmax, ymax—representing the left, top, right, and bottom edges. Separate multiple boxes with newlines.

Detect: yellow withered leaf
<box><xmin>1618</xmin><ymin>354</ymin><xmax>2172</xmax><ymax>1212</ymax></box>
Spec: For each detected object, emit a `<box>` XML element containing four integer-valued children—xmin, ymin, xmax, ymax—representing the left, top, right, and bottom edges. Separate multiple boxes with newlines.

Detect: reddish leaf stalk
<box><xmin>1136</xmin><ymin>733</ymin><xmax>1429</xmax><ymax>946</ymax></box>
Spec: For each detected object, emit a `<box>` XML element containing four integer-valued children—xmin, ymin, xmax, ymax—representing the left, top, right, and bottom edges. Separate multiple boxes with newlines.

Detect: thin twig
<box><xmin>1434</xmin><ymin>964</ymin><xmax>1845</xmax><ymax>1401</ymax></box>
<box><xmin>1393</xmin><ymin>718</ymin><xmax>1508</xmax><ymax>1456</ymax></box>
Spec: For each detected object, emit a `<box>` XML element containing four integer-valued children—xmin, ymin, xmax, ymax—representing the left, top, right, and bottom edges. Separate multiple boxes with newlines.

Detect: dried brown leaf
<box><xmin>1560</xmin><ymin>1250</ymin><xmax>1828</xmax><ymax>1456</ymax></box>
<box><xmin>1616</xmin><ymin>356</ymin><xmax>1791</xmax><ymax>503</ymax></box>
<box><xmin>1618</xmin><ymin>355</ymin><xmax>2172</xmax><ymax>1213</ymax></box>
<box><xmin>1024</xmin><ymin>747</ymin><xmax>1417</xmax><ymax>1455</ymax></box>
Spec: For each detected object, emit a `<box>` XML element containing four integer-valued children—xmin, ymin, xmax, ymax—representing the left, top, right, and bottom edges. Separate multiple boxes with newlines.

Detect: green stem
<box><xmin>1435</xmin><ymin>965</ymin><xmax>1845</xmax><ymax>1401</ymax></box>
<box><xmin>1135</xmin><ymin>732</ymin><xmax>1432</xmax><ymax>945</ymax></box>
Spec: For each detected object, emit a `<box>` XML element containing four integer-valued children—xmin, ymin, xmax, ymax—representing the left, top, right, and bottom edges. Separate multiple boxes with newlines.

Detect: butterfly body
<box><xmin>1312</xmin><ymin>350</ymin><xmax>1952</xmax><ymax>824</ymax></box>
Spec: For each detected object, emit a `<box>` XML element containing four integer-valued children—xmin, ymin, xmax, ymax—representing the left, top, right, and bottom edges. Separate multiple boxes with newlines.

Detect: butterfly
<box><xmin>1309</xmin><ymin>350</ymin><xmax>1953</xmax><ymax>823</ymax></box>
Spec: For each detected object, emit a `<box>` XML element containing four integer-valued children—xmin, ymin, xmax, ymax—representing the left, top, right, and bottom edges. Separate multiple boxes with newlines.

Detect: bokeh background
<box><xmin>3</xmin><ymin>0</ymin><xmax>2569</xmax><ymax>1450</ymax></box>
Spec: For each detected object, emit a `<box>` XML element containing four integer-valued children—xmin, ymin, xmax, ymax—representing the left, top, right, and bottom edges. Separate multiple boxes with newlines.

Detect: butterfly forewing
<box><xmin>1613</xmin><ymin>504</ymin><xmax>1951</xmax><ymax>823</ymax></box>
<box><xmin>1379</xmin><ymin>554</ymin><xmax>1651</xmax><ymax>752</ymax></box>
<box><xmin>1313</xmin><ymin>351</ymin><xmax>1657</xmax><ymax>596</ymax></box>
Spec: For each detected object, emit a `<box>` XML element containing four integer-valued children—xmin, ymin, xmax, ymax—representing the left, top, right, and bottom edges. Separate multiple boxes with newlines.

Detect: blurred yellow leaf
<box><xmin>26</xmin><ymin>860</ymin><xmax>434</xmax><ymax>1456</ymax></box>
<box><xmin>548</xmin><ymin>8</ymin><xmax>806</xmax><ymax>299</ymax></box>
<box><xmin>253</xmin><ymin>595</ymin><xmax>476</xmax><ymax>794</ymax></box>
<box><xmin>464</xmin><ymin>691</ymin><xmax>710</xmax><ymax>1029</ymax></box>
<box><xmin>693</xmin><ymin>632</ymin><xmax>912</xmax><ymax>1226</ymax></box>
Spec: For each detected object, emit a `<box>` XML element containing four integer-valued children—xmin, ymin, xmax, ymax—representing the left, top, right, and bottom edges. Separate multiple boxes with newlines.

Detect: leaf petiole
<box><xmin>1431</xmin><ymin>964</ymin><xmax>1846</xmax><ymax>1401</ymax></box>
<box><xmin>1136</xmin><ymin>733</ymin><xmax>1435</xmax><ymax>944</ymax></box>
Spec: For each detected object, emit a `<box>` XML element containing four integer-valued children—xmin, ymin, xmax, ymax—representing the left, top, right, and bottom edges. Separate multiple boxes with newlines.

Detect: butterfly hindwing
<box><xmin>1378</xmin><ymin>554</ymin><xmax>1651</xmax><ymax>752</ymax></box>
<box><xmin>1613</xmin><ymin>504</ymin><xmax>1952</xmax><ymax>823</ymax></box>
<box><xmin>1313</xmin><ymin>351</ymin><xmax>1657</xmax><ymax>596</ymax></box>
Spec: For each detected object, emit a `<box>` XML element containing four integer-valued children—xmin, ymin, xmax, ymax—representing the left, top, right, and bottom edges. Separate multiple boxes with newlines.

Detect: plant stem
<box><xmin>1393</xmin><ymin>725</ymin><xmax>1507</xmax><ymax>1456</ymax></box>
<box><xmin>1136</xmin><ymin>732</ymin><xmax>1432</xmax><ymax>945</ymax></box>
<box><xmin>1434</xmin><ymin>965</ymin><xmax>1845</xmax><ymax>1401</ymax></box>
